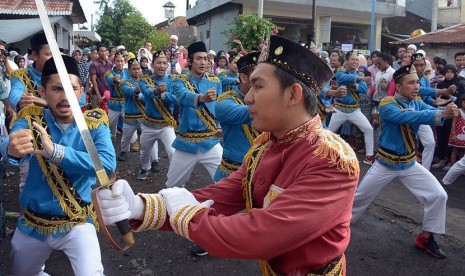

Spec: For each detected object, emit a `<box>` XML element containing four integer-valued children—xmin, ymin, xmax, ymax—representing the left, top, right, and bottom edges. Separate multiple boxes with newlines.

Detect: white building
<box><xmin>186</xmin><ymin>0</ymin><xmax>407</xmax><ymax>52</ymax></box>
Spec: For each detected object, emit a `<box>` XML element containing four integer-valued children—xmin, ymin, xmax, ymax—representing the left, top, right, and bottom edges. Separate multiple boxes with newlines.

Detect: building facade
<box><xmin>186</xmin><ymin>0</ymin><xmax>406</xmax><ymax>52</ymax></box>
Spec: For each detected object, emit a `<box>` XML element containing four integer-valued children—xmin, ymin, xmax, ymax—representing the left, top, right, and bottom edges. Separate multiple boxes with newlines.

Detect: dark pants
<box><xmin>436</xmin><ymin>119</ymin><xmax>452</xmax><ymax>161</ymax></box>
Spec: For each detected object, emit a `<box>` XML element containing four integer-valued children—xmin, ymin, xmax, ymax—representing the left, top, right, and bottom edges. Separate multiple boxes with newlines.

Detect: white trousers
<box><xmin>443</xmin><ymin>154</ymin><xmax>465</xmax><ymax>185</ymax></box>
<box><xmin>352</xmin><ymin>161</ymin><xmax>447</xmax><ymax>234</ymax></box>
<box><xmin>11</xmin><ymin>223</ymin><xmax>104</xmax><ymax>276</ymax></box>
<box><xmin>108</xmin><ymin>109</ymin><xmax>121</xmax><ymax>139</ymax></box>
<box><xmin>120</xmin><ymin>122</ymin><xmax>139</xmax><ymax>152</ymax></box>
<box><xmin>418</xmin><ymin>124</ymin><xmax>435</xmax><ymax>170</ymax></box>
<box><xmin>328</xmin><ymin>108</ymin><xmax>374</xmax><ymax>156</ymax></box>
<box><xmin>166</xmin><ymin>143</ymin><xmax>223</xmax><ymax>188</ymax></box>
<box><xmin>140</xmin><ymin>124</ymin><xmax>176</xmax><ymax>171</ymax></box>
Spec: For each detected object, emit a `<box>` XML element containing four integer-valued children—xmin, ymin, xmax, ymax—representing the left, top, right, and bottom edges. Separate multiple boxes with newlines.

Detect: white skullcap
<box><xmin>208</xmin><ymin>50</ymin><xmax>216</xmax><ymax>56</ymax></box>
<box><xmin>416</xmin><ymin>49</ymin><xmax>426</xmax><ymax>57</ymax></box>
<box><xmin>116</xmin><ymin>45</ymin><xmax>125</xmax><ymax>50</ymax></box>
<box><xmin>407</xmin><ymin>44</ymin><xmax>417</xmax><ymax>51</ymax></box>
<box><xmin>170</xmin><ymin>35</ymin><xmax>178</xmax><ymax>41</ymax></box>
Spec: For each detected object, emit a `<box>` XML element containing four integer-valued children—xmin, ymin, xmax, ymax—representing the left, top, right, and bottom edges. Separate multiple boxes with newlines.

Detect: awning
<box><xmin>0</xmin><ymin>16</ymin><xmax>63</xmax><ymax>44</ymax></box>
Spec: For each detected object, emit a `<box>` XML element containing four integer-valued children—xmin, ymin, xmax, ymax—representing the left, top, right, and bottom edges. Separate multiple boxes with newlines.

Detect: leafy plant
<box><xmin>222</xmin><ymin>14</ymin><xmax>281</xmax><ymax>52</ymax></box>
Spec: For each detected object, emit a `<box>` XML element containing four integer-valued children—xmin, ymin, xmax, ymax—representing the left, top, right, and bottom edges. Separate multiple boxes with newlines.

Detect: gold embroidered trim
<box><xmin>218</xmin><ymin>157</ymin><xmax>242</xmax><ymax>176</ymax></box>
<box><xmin>176</xmin><ymin>74</ymin><xmax>218</xmax><ymax>131</ymax></box>
<box><xmin>376</xmin><ymin>147</ymin><xmax>416</xmax><ymax>166</ymax></box>
<box><xmin>176</xmin><ymin>130</ymin><xmax>218</xmax><ymax>142</ymax></box>
<box><xmin>169</xmin><ymin>204</ymin><xmax>206</xmax><ymax>241</ymax></box>
<box><xmin>84</xmin><ymin>108</ymin><xmax>109</xmax><ymax>130</ymax></box>
<box><xmin>120</xmin><ymin>80</ymin><xmax>146</xmax><ymax>116</ymax></box>
<box><xmin>10</xmin><ymin>68</ymin><xmax>39</xmax><ymax>97</ymax></box>
<box><xmin>260</xmin><ymin>255</ymin><xmax>344</xmax><ymax>276</ymax></box>
<box><xmin>20</xmin><ymin>108</ymin><xmax>97</xmax><ymax>234</ymax></box>
<box><xmin>217</xmin><ymin>91</ymin><xmax>259</xmax><ymax>145</ymax></box>
<box><xmin>313</xmin><ymin>130</ymin><xmax>359</xmax><ymax>176</ymax></box>
<box><xmin>133</xmin><ymin>193</ymin><xmax>166</xmax><ymax>232</ymax></box>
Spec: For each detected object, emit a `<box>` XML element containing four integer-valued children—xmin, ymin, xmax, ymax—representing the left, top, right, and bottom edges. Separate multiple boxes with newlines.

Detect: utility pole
<box><xmin>431</xmin><ymin>0</ymin><xmax>438</xmax><ymax>32</ymax></box>
<box><xmin>369</xmin><ymin>0</ymin><xmax>375</xmax><ymax>53</ymax></box>
<box><xmin>310</xmin><ymin>0</ymin><xmax>316</xmax><ymax>44</ymax></box>
<box><xmin>258</xmin><ymin>0</ymin><xmax>264</xmax><ymax>18</ymax></box>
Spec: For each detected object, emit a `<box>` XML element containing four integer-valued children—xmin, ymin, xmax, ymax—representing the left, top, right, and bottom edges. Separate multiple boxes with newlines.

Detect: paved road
<box><xmin>1</xmin><ymin>148</ymin><xmax>464</xmax><ymax>275</ymax></box>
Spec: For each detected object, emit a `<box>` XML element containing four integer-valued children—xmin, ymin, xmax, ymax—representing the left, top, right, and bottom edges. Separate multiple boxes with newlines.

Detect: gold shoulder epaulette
<box><xmin>140</xmin><ymin>74</ymin><xmax>155</xmax><ymax>86</ymax></box>
<box><xmin>337</xmin><ymin>67</ymin><xmax>345</xmax><ymax>72</ymax></box>
<box><xmin>205</xmin><ymin>72</ymin><xmax>220</xmax><ymax>83</ymax></box>
<box><xmin>412</xmin><ymin>96</ymin><xmax>422</xmax><ymax>101</ymax></box>
<box><xmin>379</xmin><ymin>96</ymin><xmax>396</xmax><ymax>107</ymax></box>
<box><xmin>217</xmin><ymin>91</ymin><xmax>236</xmax><ymax>102</ymax></box>
<box><xmin>17</xmin><ymin>105</ymin><xmax>44</xmax><ymax>119</ymax></box>
<box><xmin>104</xmin><ymin>70</ymin><xmax>113</xmax><ymax>79</ymax></box>
<box><xmin>314</xmin><ymin>129</ymin><xmax>360</xmax><ymax>176</ymax></box>
<box><xmin>84</xmin><ymin>108</ymin><xmax>109</xmax><ymax>130</ymax></box>
<box><xmin>218</xmin><ymin>71</ymin><xmax>227</xmax><ymax>77</ymax></box>
<box><xmin>10</xmin><ymin>68</ymin><xmax>28</xmax><ymax>79</ymax></box>
<box><xmin>120</xmin><ymin>80</ymin><xmax>134</xmax><ymax>87</ymax></box>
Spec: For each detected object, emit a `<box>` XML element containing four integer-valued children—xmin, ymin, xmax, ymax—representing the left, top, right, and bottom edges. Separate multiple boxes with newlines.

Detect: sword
<box><xmin>35</xmin><ymin>0</ymin><xmax>134</xmax><ymax>250</ymax></box>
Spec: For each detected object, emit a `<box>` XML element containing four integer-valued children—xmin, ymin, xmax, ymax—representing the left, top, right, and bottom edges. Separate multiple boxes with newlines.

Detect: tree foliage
<box><xmin>222</xmin><ymin>14</ymin><xmax>281</xmax><ymax>52</ymax></box>
<box><xmin>94</xmin><ymin>0</ymin><xmax>168</xmax><ymax>53</ymax></box>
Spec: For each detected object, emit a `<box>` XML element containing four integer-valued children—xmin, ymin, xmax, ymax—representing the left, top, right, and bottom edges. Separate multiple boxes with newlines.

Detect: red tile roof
<box><xmin>390</xmin><ymin>23</ymin><xmax>465</xmax><ymax>45</ymax></box>
<box><xmin>0</xmin><ymin>0</ymin><xmax>73</xmax><ymax>16</ymax></box>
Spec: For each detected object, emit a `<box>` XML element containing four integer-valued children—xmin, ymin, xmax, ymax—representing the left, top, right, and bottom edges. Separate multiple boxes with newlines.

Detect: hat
<box><xmin>237</xmin><ymin>52</ymin><xmax>260</xmax><ymax>72</ymax></box>
<box><xmin>187</xmin><ymin>41</ymin><xmax>207</xmax><ymax>56</ymax></box>
<box><xmin>128</xmin><ymin>58</ymin><xmax>139</xmax><ymax>68</ymax></box>
<box><xmin>208</xmin><ymin>50</ymin><xmax>216</xmax><ymax>56</ymax></box>
<box><xmin>116</xmin><ymin>45</ymin><xmax>126</xmax><ymax>50</ymax></box>
<box><xmin>425</xmin><ymin>60</ymin><xmax>432</xmax><ymax>72</ymax></box>
<box><xmin>153</xmin><ymin>50</ymin><xmax>167</xmax><ymax>59</ymax></box>
<box><xmin>30</xmin><ymin>32</ymin><xmax>48</xmax><ymax>49</ymax></box>
<box><xmin>82</xmin><ymin>48</ymin><xmax>91</xmax><ymax>55</ymax></box>
<box><xmin>128</xmin><ymin>52</ymin><xmax>136</xmax><ymax>60</ymax></box>
<box><xmin>320</xmin><ymin>51</ymin><xmax>329</xmax><ymax>58</ymax></box>
<box><xmin>258</xmin><ymin>35</ymin><xmax>333</xmax><ymax>93</ymax></box>
<box><xmin>41</xmin><ymin>55</ymin><xmax>80</xmax><ymax>82</ymax></box>
<box><xmin>407</xmin><ymin>44</ymin><xmax>417</xmax><ymax>51</ymax></box>
<box><xmin>393</xmin><ymin>64</ymin><xmax>417</xmax><ymax>84</ymax></box>
<box><xmin>411</xmin><ymin>53</ymin><xmax>425</xmax><ymax>62</ymax></box>
<box><xmin>170</xmin><ymin>35</ymin><xmax>178</xmax><ymax>41</ymax></box>
<box><xmin>416</xmin><ymin>49</ymin><xmax>426</xmax><ymax>57</ymax></box>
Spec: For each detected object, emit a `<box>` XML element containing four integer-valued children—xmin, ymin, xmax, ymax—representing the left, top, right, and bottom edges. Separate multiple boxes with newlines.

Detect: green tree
<box><xmin>222</xmin><ymin>14</ymin><xmax>281</xmax><ymax>52</ymax></box>
<box><xmin>94</xmin><ymin>0</ymin><xmax>170</xmax><ymax>53</ymax></box>
<box><xmin>94</xmin><ymin>0</ymin><xmax>137</xmax><ymax>47</ymax></box>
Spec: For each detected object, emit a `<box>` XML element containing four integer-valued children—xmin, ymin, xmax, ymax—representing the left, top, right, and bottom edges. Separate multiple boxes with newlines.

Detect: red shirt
<box><xmin>189</xmin><ymin>116</ymin><xmax>359</xmax><ymax>275</ymax></box>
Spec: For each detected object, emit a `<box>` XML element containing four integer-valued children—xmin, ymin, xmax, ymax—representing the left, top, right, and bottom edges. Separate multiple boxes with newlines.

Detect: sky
<box><xmin>79</xmin><ymin>0</ymin><xmax>195</xmax><ymax>28</ymax></box>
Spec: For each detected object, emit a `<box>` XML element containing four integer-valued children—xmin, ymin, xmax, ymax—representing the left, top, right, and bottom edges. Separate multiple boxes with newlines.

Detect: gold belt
<box><xmin>377</xmin><ymin>147</ymin><xmax>416</xmax><ymax>165</ymax></box>
<box><xmin>218</xmin><ymin>157</ymin><xmax>242</xmax><ymax>175</ymax></box>
<box><xmin>176</xmin><ymin>130</ymin><xmax>217</xmax><ymax>142</ymax></box>
<box><xmin>335</xmin><ymin>101</ymin><xmax>359</xmax><ymax>110</ymax></box>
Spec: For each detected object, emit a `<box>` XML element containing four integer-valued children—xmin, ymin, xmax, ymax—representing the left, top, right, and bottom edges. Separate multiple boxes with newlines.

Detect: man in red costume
<box><xmin>97</xmin><ymin>36</ymin><xmax>359</xmax><ymax>275</ymax></box>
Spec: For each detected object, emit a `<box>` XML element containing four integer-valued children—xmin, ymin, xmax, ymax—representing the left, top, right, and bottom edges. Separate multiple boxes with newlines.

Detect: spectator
<box><xmin>14</xmin><ymin>55</ymin><xmax>25</xmax><ymax>69</ymax></box>
<box><xmin>89</xmin><ymin>44</ymin><xmax>112</xmax><ymax>112</ymax></box>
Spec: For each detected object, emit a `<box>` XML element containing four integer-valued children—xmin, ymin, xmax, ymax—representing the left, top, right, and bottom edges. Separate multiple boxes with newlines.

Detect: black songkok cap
<box><xmin>30</xmin><ymin>32</ymin><xmax>48</xmax><ymax>49</ymax></box>
<box><xmin>237</xmin><ymin>52</ymin><xmax>259</xmax><ymax>72</ymax></box>
<box><xmin>187</xmin><ymin>41</ymin><xmax>207</xmax><ymax>56</ymax></box>
<box><xmin>411</xmin><ymin>53</ymin><xmax>425</xmax><ymax>62</ymax></box>
<box><xmin>393</xmin><ymin>64</ymin><xmax>417</xmax><ymax>84</ymax></box>
<box><xmin>258</xmin><ymin>35</ymin><xmax>333</xmax><ymax>93</ymax></box>
<box><xmin>153</xmin><ymin>50</ymin><xmax>167</xmax><ymax>59</ymax></box>
<box><xmin>128</xmin><ymin>58</ymin><xmax>139</xmax><ymax>68</ymax></box>
<box><xmin>41</xmin><ymin>55</ymin><xmax>80</xmax><ymax>82</ymax></box>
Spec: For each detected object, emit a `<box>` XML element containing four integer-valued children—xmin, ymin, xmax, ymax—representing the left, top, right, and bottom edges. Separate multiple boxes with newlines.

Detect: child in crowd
<box><xmin>215</xmin><ymin>56</ymin><xmax>228</xmax><ymax>75</ymax></box>
<box><xmin>448</xmin><ymin>96</ymin><xmax>465</xmax><ymax>168</ymax></box>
